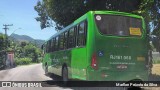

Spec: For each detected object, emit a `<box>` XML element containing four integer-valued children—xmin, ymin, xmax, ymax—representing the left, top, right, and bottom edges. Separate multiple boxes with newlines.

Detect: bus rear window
<box><xmin>95</xmin><ymin>14</ymin><xmax>142</xmax><ymax>36</ymax></box>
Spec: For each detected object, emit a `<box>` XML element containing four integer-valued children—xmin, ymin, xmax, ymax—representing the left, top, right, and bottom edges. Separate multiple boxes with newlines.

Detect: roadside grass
<box><xmin>153</xmin><ymin>57</ymin><xmax>160</xmax><ymax>64</ymax></box>
<box><xmin>150</xmin><ymin>52</ymin><xmax>160</xmax><ymax>80</ymax></box>
<box><xmin>153</xmin><ymin>60</ymin><xmax>160</xmax><ymax>64</ymax></box>
<box><xmin>14</xmin><ymin>57</ymin><xmax>42</xmax><ymax>67</ymax></box>
<box><xmin>152</xmin><ymin>52</ymin><xmax>160</xmax><ymax>64</ymax></box>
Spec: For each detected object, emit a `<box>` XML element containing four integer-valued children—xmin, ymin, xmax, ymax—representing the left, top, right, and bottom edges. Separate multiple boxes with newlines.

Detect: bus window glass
<box><xmin>46</xmin><ymin>42</ymin><xmax>49</xmax><ymax>53</ymax></box>
<box><xmin>68</xmin><ymin>28</ymin><xmax>75</xmax><ymax>48</ymax></box>
<box><xmin>78</xmin><ymin>22</ymin><xmax>86</xmax><ymax>46</ymax></box>
<box><xmin>44</xmin><ymin>44</ymin><xmax>46</xmax><ymax>54</ymax></box>
<box><xmin>95</xmin><ymin>15</ymin><xmax>142</xmax><ymax>36</ymax></box>
<box><xmin>74</xmin><ymin>26</ymin><xmax>78</xmax><ymax>46</ymax></box>
<box><xmin>50</xmin><ymin>39</ymin><xmax>53</xmax><ymax>52</ymax></box>
<box><xmin>84</xmin><ymin>21</ymin><xmax>87</xmax><ymax>45</ymax></box>
<box><xmin>52</xmin><ymin>38</ymin><xmax>55</xmax><ymax>52</ymax></box>
<box><xmin>55</xmin><ymin>37</ymin><xmax>59</xmax><ymax>51</ymax></box>
<box><xmin>64</xmin><ymin>31</ymin><xmax>68</xmax><ymax>49</ymax></box>
<box><xmin>59</xmin><ymin>33</ymin><xmax>64</xmax><ymax>50</ymax></box>
<box><xmin>49</xmin><ymin>40</ymin><xmax>52</xmax><ymax>52</ymax></box>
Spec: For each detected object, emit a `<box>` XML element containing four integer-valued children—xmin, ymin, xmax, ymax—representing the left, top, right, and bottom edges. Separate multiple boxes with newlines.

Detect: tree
<box><xmin>0</xmin><ymin>34</ymin><xmax>6</xmax><ymax>69</ymax></box>
<box><xmin>135</xmin><ymin>0</ymin><xmax>153</xmax><ymax>32</ymax></box>
<box><xmin>139</xmin><ymin>0</ymin><xmax>160</xmax><ymax>52</ymax></box>
<box><xmin>34</xmin><ymin>0</ymin><xmax>141</xmax><ymax>30</ymax></box>
<box><xmin>20</xmin><ymin>41</ymin><xmax>27</xmax><ymax>48</ymax></box>
<box><xmin>0</xmin><ymin>34</ymin><xmax>5</xmax><ymax>50</ymax></box>
<box><xmin>151</xmin><ymin>0</ymin><xmax>160</xmax><ymax>37</ymax></box>
<box><xmin>24</xmin><ymin>43</ymin><xmax>41</xmax><ymax>62</ymax></box>
<box><xmin>150</xmin><ymin>0</ymin><xmax>160</xmax><ymax>52</ymax></box>
<box><xmin>13</xmin><ymin>41</ymin><xmax>42</xmax><ymax>63</ymax></box>
<box><xmin>34</xmin><ymin>1</ymin><xmax>52</xmax><ymax>29</ymax></box>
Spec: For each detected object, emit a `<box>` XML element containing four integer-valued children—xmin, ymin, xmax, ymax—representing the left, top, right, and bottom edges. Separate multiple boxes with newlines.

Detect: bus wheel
<box><xmin>45</xmin><ymin>64</ymin><xmax>49</xmax><ymax>76</ymax></box>
<box><xmin>62</xmin><ymin>66</ymin><xmax>68</xmax><ymax>82</ymax></box>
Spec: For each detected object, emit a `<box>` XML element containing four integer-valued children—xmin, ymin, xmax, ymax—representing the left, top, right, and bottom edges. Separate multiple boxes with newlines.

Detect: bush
<box><xmin>15</xmin><ymin>58</ymin><xmax>32</xmax><ymax>65</ymax></box>
<box><xmin>153</xmin><ymin>60</ymin><xmax>160</xmax><ymax>64</ymax></box>
<box><xmin>38</xmin><ymin>57</ymin><xmax>43</xmax><ymax>63</ymax></box>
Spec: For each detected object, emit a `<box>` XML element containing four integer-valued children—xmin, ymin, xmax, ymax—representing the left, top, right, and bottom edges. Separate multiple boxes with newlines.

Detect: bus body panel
<box><xmin>71</xmin><ymin>48</ymin><xmax>87</xmax><ymax>80</ymax></box>
<box><xmin>89</xmin><ymin>37</ymin><xmax>148</xmax><ymax>81</ymax></box>
<box><xmin>50</xmin><ymin>50</ymin><xmax>71</xmax><ymax>76</ymax></box>
<box><xmin>70</xmin><ymin>12</ymin><xmax>97</xmax><ymax>80</ymax></box>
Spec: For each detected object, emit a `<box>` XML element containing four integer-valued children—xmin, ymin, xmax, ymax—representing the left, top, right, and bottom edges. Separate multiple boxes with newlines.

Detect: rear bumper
<box><xmin>86</xmin><ymin>67</ymin><xmax>148</xmax><ymax>81</ymax></box>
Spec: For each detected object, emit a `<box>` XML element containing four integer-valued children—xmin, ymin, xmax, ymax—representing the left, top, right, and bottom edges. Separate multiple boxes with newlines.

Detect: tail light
<box><xmin>91</xmin><ymin>53</ymin><xmax>98</xmax><ymax>70</ymax></box>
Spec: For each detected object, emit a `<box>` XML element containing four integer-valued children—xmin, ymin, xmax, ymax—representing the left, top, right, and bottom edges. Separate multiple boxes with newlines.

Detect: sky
<box><xmin>0</xmin><ymin>0</ymin><xmax>56</xmax><ymax>40</ymax></box>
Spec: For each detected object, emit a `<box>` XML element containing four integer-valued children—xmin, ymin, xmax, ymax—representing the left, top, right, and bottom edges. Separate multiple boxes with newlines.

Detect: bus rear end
<box><xmin>87</xmin><ymin>12</ymin><xmax>149</xmax><ymax>81</ymax></box>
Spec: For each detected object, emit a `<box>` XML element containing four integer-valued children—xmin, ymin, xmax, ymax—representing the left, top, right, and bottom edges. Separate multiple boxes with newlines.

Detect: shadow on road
<box><xmin>0</xmin><ymin>70</ymin><xmax>9</xmax><ymax>79</ymax></box>
<box><xmin>149</xmin><ymin>74</ymin><xmax>160</xmax><ymax>81</ymax></box>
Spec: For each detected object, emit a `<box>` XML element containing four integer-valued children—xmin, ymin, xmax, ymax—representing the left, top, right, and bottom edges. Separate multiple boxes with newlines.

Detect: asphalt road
<box><xmin>0</xmin><ymin>64</ymin><xmax>72</xmax><ymax>90</ymax></box>
<box><xmin>0</xmin><ymin>64</ymin><xmax>51</xmax><ymax>81</ymax></box>
<box><xmin>0</xmin><ymin>63</ymin><xmax>157</xmax><ymax>90</ymax></box>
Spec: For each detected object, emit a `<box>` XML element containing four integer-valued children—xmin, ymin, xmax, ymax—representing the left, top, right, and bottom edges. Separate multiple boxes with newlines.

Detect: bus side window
<box><xmin>59</xmin><ymin>33</ymin><xmax>64</xmax><ymax>50</ymax></box>
<box><xmin>43</xmin><ymin>45</ymin><xmax>46</xmax><ymax>54</ymax></box>
<box><xmin>84</xmin><ymin>21</ymin><xmax>87</xmax><ymax>45</ymax></box>
<box><xmin>44</xmin><ymin>44</ymin><xmax>46</xmax><ymax>53</ymax></box>
<box><xmin>41</xmin><ymin>44</ymin><xmax>44</xmax><ymax>55</ymax></box>
<box><xmin>78</xmin><ymin>21</ymin><xmax>86</xmax><ymax>46</ymax></box>
<box><xmin>46</xmin><ymin>42</ymin><xmax>48</xmax><ymax>53</ymax></box>
<box><xmin>74</xmin><ymin>26</ymin><xmax>78</xmax><ymax>47</ymax></box>
<box><xmin>53</xmin><ymin>38</ymin><xmax>56</xmax><ymax>52</ymax></box>
<box><xmin>41</xmin><ymin>44</ymin><xmax>43</xmax><ymax>50</ymax></box>
<box><xmin>49</xmin><ymin>40</ymin><xmax>52</xmax><ymax>53</ymax></box>
<box><xmin>55</xmin><ymin>37</ymin><xmax>59</xmax><ymax>51</ymax></box>
<box><xmin>64</xmin><ymin>31</ymin><xmax>68</xmax><ymax>49</ymax></box>
<box><xmin>51</xmin><ymin>38</ymin><xmax>55</xmax><ymax>52</ymax></box>
<box><xmin>68</xmin><ymin>28</ymin><xmax>75</xmax><ymax>48</ymax></box>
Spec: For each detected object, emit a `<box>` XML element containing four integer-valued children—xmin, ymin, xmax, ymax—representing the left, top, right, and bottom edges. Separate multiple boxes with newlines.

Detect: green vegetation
<box><xmin>0</xmin><ymin>34</ymin><xmax>5</xmax><ymax>69</ymax></box>
<box><xmin>14</xmin><ymin>41</ymin><xmax>42</xmax><ymax>65</ymax></box>
<box><xmin>153</xmin><ymin>54</ymin><xmax>160</xmax><ymax>64</ymax></box>
<box><xmin>153</xmin><ymin>60</ymin><xmax>160</xmax><ymax>64</ymax></box>
<box><xmin>34</xmin><ymin>0</ymin><xmax>141</xmax><ymax>30</ymax></box>
<box><xmin>0</xmin><ymin>33</ymin><xmax>43</xmax><ymax>68</ymax></box>
<box><xmin>15</xmin><ymin>58</ymin><xmax>32</xmax><ymax>65</ymax></box>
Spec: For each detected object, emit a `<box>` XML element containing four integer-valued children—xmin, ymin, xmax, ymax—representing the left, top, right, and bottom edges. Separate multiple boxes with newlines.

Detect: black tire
<box><xmin>62</xmin><ymin>66</ymin><xmax>68</xmax><ymax>82</ymax></box>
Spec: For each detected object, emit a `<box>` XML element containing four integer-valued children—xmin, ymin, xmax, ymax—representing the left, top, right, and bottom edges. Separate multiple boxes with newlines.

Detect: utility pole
<box><xmin>3</xmin><ymin>24</ymin><xmax>13</xmax><ymax>48</ymax></box>
<box><xmin>3</xmin><ymin>24</ymin><xmax>13</xmax><ymax>67</ymax></box>
<box><xmin>3</xmin><ymin>24</ymin><xmax>13</xmax><ymax>35</ymax></box>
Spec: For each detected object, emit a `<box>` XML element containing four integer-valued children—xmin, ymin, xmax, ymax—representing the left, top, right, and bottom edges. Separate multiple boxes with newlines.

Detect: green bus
<box><xmin>42</xmin><ymin>11</ymin><xmax>151</xmax><ymax>81</ymax></box>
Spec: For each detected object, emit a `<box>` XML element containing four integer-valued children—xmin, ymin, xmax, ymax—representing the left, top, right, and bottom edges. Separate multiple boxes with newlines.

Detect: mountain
<box><xmin>10</xmin><ymin>33</ymin><xmax>45</xmax><ymax>48</ymax></box>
